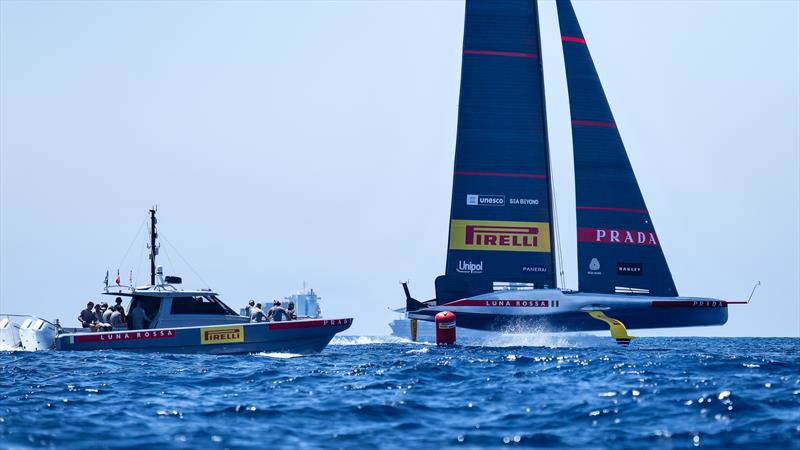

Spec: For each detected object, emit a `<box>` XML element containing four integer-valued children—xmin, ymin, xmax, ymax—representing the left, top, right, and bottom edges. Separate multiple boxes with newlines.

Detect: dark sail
<box><xmin>436</xmin><ymin>0</ymin><xmax>556</xmax><ymax>303</ymax></box>
<box><xmin>556</xmin><ymin>0</ymin><xmax>677</xmax><ymax>297</ymax></box>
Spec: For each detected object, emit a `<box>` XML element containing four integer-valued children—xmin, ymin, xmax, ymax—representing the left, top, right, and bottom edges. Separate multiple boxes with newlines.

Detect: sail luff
<box><xmin>437</xmin><ymin>0</ymin><xmax>557</xmax><ymax>304</ymax></box>
<box><xmin>556</xmin><ymin>0</ymin><xmax>678</xmax><ymax>297</ymax></box>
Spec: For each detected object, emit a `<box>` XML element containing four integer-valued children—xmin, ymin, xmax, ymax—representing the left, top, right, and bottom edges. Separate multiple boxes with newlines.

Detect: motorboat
<box><xmin>1</xmin><ymin>208</ymin><xmax>352</xmax><ymax>354</ymax></box>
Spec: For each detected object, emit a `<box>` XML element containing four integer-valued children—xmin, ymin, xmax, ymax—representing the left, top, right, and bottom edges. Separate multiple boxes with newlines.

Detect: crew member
<box><xmin>93</xmin><ymin>303</ymin><xmax>110</xmax><ymax>331</ymax></box>
<box><xmin>266</xmin><ymin>300</ymin><xmax>289</xmax><ymax>322</ymax></box>
<box><xmin>130</xmin><ymin>302</ymin><xmax>151</xmax><ymax>330</ymax></box>
<box><xmin>245</xmin><ymin>300</ymin><xmax>255</xmax><ymax>318</ymax></box>
<box><xmin>287</xmin><ymin>302</ymin><xmax>297</xmax><ymax>320</ymax></box>
<box><xmin>114</xmin><ymin>297</ymin><xmax>126</xmax><ymax>322</ymax></box>
<box><xmin>250</xmin><ymin>303</ymin><xmax>265</xmax><ymax>322</ymax></box>
<box><xmin>78</xmin><ymin>302</ymin><xmax>95</xmax><ymax>329</ymax></box>
<box><xmin>102</xmin><ymin>302</ymin><xmax>113</xmax><ymax>325</ymax></box>
<box><xmin>109</xmin><ymin>305</ymin><xmax>126</xmax><ymax>330</ymax></box>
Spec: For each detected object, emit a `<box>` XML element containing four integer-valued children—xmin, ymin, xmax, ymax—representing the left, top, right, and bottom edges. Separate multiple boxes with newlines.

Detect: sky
<box><xmin>1</xmin><ymin>0</ymin><xmax>798</xmax><ymax>337</ymax></box>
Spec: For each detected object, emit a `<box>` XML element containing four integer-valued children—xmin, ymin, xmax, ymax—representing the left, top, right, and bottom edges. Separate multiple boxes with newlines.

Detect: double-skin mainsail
<box><xmin>438</xmin><ymin>0</ymin><xmax>557</xmax><ymax>304</ymax></box>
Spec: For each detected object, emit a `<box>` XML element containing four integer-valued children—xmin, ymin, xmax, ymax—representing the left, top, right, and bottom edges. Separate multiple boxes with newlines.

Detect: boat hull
<box><xmin>55</xmin><ymin>318</ymin><xmax>353</xmax><ymax>354</ymax></box>
<box><xmin>407</xmin><ymin>289</ymin><xmax>728</xmax><ymax>332</ymax></box>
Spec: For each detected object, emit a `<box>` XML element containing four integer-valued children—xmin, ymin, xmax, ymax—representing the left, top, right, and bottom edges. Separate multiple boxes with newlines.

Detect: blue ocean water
<box><xmin>1</xmin><ymin>336</ymin><xmax>798</xmax><ymax>449</ymax></box>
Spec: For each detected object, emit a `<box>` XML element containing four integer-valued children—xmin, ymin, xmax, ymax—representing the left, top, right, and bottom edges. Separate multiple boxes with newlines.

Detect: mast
<box><xmin>148</xmin><ymin>207</ymin><xmax>158</xmax><ymax>286</ymax></box>
<box><xmin>534</xmin><ymin>0</ymin><xmax>557</xmax><ymax>289</ymax></box>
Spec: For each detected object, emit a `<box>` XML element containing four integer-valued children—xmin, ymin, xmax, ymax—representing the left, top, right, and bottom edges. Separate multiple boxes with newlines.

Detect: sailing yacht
<box><xmin>403</xmin><ymin>0</ymin><xmax>744</xmax><ymax>344</ymax></box>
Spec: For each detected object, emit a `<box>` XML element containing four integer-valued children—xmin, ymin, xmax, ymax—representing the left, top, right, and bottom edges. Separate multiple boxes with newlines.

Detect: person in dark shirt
<box><xmin>266</xmin><ymin>300</ymin><xmax>289</xmax><ymax>322</ymax></box>
<box><xmin>130</xmin><ymin>303</ymin><xmax>151</xmax><ymax>330</ymax></box>
<box><xmin>78</xmin><ymin>301</ymin><xmax>95</xmax><ymax>328</ymax></box>
<box><xmin>250</xmin><ymin>303</ymin><xmax>266</xmax><ymax>322</ymax></box>
<box><xmin>286</xmin><ymin>302</ymin><xmax>297</xmax><ymax>321</ymax></box>
<box><xmin>114</xmin><ymin>297</ymin><xmax>126</xmax><ymax>322</ymax></box>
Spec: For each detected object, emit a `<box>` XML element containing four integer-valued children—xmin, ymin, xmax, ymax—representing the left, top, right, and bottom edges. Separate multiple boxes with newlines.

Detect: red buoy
<box><xmin>435</xmin><ymin>311</ymin><xmax>456</xmax><ymax>346</ymax></box>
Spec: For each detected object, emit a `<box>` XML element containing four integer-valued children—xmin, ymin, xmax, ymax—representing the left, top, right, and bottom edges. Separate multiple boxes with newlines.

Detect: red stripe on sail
<box><xmin>572</xmin><ymin>119</ymin><xmax>617</xmax><ymax>128</ymax></box>
<box><xmin>463</xmin><ymin>50</ymin><xmax>538</xmax><ymax>59</ymax></box>
<box><xmin>561</xmin><ymin>36</ymin><xmax>586</xmax><ymax>44</ymax></box>
<box><xmin>577</xmin><ymin>206</ymin><xmax>649</xmax><ymax>214</ymax></box>
<box><xmin>455</xmin><ymin>171</ymin><xmax>546</xmax><ymax>179</ymax></box>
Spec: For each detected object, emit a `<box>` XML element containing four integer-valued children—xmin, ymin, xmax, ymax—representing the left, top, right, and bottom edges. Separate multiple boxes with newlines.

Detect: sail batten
<box><xmin>557</xmin><ymin>0</ymin><xmax>677</xmax><ymax>297</ymax></box>
<box><xmin>436</xmin><ymin>0</ymin><xmax>556</xmax><ymax>304</ymax></box>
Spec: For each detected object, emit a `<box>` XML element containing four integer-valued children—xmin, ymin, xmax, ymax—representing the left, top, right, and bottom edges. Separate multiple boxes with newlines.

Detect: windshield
<box><xmin>170</xmin><ymin>295</ymin><xmax>236</xmax><ymax>315</ymax></box>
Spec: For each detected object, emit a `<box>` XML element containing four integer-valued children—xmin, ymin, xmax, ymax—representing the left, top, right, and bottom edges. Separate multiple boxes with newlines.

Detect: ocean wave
<box><xmin>330</xmin><ymin>335</ymin><xmax>411</xmax><ymax>346</ymax></box>
<box><xmin>471</xmin><ymin>330</ymin><xmax>609</xmax><ymax>348</ymax></box>
<box><xmin>254</xmin><ymin>352</ymin><xmax>304</xmax><ymax>359</ymax></box>
<box><xmin>0</xmin><ymin>338</ymin><xmax>797</xmax><ymax>449</ymax></box>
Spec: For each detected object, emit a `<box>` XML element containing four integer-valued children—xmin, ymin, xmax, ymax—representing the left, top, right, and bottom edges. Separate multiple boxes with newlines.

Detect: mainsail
<box><xmin>437</xmin><ymin>0</ymin><xmax>556</xmax><ymax>303</ymax></box>
<box><xmin>556</xmin><ymin>0</ymin><xmax>677</xmax><ymax>296</ymax></box>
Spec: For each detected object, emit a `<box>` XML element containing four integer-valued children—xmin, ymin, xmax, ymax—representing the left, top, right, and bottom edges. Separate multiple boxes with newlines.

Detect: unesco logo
<box><xmin>466</xmin><ymin>194</ymin><xmax>505</xmax><ymax>206</ymax></box>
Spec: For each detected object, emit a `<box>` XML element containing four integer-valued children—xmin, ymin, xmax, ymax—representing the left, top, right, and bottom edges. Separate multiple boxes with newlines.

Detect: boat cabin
<box><xmin>103</xmin><ymin>287</ymin><xmax>247</xmax><ymax>329</ymax></box>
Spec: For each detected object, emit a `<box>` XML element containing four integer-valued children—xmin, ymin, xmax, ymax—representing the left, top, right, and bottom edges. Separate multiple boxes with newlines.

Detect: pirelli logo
<box><xmin>449</xmin><ymin>220</ymin><xmax>551</xmax><ymax>252</ymax></box>
<box><xmin>200</xmin><ymin>325</ymin><xmax>244</xmax><ymax>345</ymax></box>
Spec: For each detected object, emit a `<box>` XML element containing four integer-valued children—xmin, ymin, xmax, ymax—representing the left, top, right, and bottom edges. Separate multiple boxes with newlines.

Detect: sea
<box><xmin>1</xmin><ymin>336</ymin><xmax>798</xmax><ymax>449</ymax></box>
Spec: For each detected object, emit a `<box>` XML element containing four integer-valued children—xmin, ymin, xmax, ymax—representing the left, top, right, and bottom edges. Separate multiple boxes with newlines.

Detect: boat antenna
<box><xmin>148</xmin><ymin>206</ymin><xmax>159</xmax><ymax>286</ymax></box>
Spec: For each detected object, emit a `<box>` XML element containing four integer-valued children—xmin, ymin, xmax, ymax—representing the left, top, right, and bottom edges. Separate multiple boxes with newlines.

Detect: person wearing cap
<box><xmin>245</xmin><ymin>300</ymin><xmax>255</xmax><ymax>318</ymax></box>
<box><xmin>266</xmin><ymin>300</ymin><xmax>289</xmax><ymax>322</ymax></box>
<box><xmin>78</xmin><ymin>301</ymin><xmax>95</xmax><ymax>329</ymax></box>
<box><xmin>250</xmin><ymin>303</ymin><xmax>266</xmax><ymax>322</ymax></box>
<box><xmin>286</xmin><ymin>302</ymin><xmax>297</xmax><ymax>321</ymax></box>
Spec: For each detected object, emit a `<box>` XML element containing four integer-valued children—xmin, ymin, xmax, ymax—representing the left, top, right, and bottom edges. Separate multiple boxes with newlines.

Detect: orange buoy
<box><xmin>435</xmin><ymin>311</ymin><xmax>456</xmax><ymax>345</ymax></box>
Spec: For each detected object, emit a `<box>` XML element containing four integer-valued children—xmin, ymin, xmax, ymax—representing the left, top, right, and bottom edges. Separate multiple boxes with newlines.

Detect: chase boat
<box><xmin>1</xmin><ymin>209</ymin><xmax>352</xmax><ymax>354</ymax></box>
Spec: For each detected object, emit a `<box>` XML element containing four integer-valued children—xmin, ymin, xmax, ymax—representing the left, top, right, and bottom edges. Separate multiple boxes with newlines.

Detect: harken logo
<box><xmin>456</xmin><ymin>260</ymin><xmax>483</xmax><ymax>274</ymax></box>
<box><xmin>449</xmin><ymin>220</ymin><xmax>552</xmax><ymax>253</ymax></box>
<box><xmin>618</xmin><ymin>262</ymin><xmax>643</xmax><ymax>276</ymax></box>
<box><xmin>467</xmin><ymin>194</ymin><xmax>505</xmax><ymax>206</ymax></box>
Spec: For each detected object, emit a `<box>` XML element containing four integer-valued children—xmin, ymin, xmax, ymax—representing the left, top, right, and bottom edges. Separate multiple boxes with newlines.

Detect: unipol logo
<box><xmin>457</xmin><ymin>260</ymin><xmax>483</xmax><ymax>274</ymax></box>
<box><xmin>449</xmin><ymin>220</ymin><xmax>551</xmax><ymax>253</ymax></box>
<box><xmin>577</xmin><ymin>228</ymin><xmax>659</xmax><ymax>246</ymax></box>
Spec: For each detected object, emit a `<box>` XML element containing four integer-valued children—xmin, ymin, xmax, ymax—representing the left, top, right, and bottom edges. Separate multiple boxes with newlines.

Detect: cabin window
<box><xmin>130</xmin><ymin>297</ymin><xmax>161</xmax><ymax>318</ymax></box>
<box><xmin>170</xmin><ymin>296</ymin><xmax>229</xmax><ymax>315</ymax></box>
